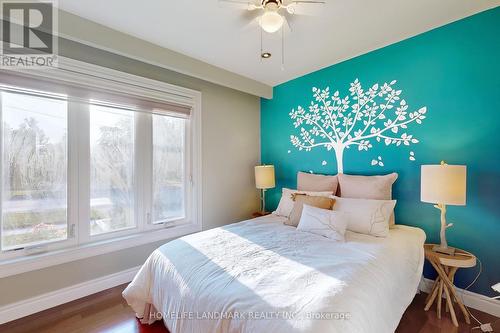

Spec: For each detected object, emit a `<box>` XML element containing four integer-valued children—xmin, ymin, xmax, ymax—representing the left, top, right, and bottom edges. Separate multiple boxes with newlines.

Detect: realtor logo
<box><xmin>1</xmin><ymin>0</ymin><xmax>58</xmax><ymax>67</ymax></box>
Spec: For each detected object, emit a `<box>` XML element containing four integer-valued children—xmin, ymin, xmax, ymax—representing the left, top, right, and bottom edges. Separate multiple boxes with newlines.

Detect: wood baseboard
<box><xmin>0</xmin><ymin>266</ymin><xmax>140</xmax><ymax>324</ymax></box>
<box><xmin>419</xmin><ymin>277</ymin><xmax>500</xmax><ymax>317</ymax></box>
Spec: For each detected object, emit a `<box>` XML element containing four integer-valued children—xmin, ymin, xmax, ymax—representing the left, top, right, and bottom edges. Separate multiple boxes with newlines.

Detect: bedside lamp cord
<box><xmin>460</xmin><ymin>255</ymin><xmax>484</xmax><ymax>330</ymax></box>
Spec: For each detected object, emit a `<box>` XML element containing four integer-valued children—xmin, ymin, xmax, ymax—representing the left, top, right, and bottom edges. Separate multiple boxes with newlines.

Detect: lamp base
<box><xmin>432</xmin><ymin>245</ymin><xmax>456</xmax><ymax>255</ymax></box>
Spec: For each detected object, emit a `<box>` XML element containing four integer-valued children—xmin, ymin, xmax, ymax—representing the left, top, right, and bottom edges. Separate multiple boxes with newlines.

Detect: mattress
<box><xmin>123</xmin><ymin>214</ymin><xmax>426</xmax><ymax>333</ymax></box>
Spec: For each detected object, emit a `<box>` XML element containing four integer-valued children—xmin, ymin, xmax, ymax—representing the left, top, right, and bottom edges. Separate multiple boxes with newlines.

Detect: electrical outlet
<box><xmin>480</xmin><ymin>323</ymin><xmax>493</xmax><ymax>332</ymax></box>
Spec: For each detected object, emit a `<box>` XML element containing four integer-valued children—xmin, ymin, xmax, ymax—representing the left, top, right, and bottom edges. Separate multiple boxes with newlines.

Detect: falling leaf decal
<box><xmin>371</xmin><ymin>156</ymin><xmax>384</xmax><ymax>167</ymax></box>
<box><xmin>409</xmin><ymin>151</ymin><xmax>416</xmax><ymax>161</ymax></box>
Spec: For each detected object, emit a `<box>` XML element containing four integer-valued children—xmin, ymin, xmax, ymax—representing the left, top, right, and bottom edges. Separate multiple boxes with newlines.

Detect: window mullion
<box><xmin>74</xmin><ymin>101</ymin><xmax>91</xmax><ymax>244</ymax></box>
<box><xmin>0</xmin><ymin>92</ymin><xmax>3</xmax><ymax>251</ymax></box>
<box><xmin>135</xmin><ymin>112</ymin><xmax>152</xmax><ymax>231</ymax></box>
<box><xmin>185</xmin><ymin>118</ymin><xmax>192</xmax><ymax>224</ymax></box>
<box><xmin>67</xmin><ymin>101</ymin><xmax>80</xmax><ymax>246</ymax></box>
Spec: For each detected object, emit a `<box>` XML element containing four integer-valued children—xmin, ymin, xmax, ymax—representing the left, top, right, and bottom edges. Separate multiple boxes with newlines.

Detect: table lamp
<box><xmin>421</xmin><ymin>161</ymin><xmax>467</xmax><ymax>255</ymax></box>
<box><xmin>255</xmin><ymin>165</ymin><xmax>275</xmax><ymax>214</ymax></box>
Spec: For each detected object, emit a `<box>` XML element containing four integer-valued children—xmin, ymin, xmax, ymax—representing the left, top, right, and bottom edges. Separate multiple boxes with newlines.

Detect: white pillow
<box><xmin>297</xmin><ymin>204</ymin><xmax>348</xmax><ymax>241</ymax></box>
<box><xmin>273</xmin><ymin>188</ymin><xmax>333</xmax><ymax>217</ymax></box>
<box><xmin>332</xmin><ymin>196</ymin><xmax>396</xmax><ymax>237</ymax></box>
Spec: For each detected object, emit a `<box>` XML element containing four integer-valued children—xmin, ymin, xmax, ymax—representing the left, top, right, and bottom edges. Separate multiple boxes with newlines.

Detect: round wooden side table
<box><xmin>424</xmin><ymin>244</ymin><xmax>477</xmax><ymax>327</ymax></box>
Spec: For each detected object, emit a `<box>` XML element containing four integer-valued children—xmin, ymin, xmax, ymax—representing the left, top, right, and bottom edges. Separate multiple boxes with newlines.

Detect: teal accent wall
<box><xmin>261</xmin><ymin>7</ymin><xmax>500</xmax><ymax>297</ymax></box>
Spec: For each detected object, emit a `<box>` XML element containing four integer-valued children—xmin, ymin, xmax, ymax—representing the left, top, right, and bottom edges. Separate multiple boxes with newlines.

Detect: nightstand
<box><xmin>424</xmin><ymin>244</ymin><xmax>476</xmax><ymax>327</ymax></box>
<box><xmin>252</xmin><ymin>211</ymin><xmax>271</xmax><ymax>218</ymax></box>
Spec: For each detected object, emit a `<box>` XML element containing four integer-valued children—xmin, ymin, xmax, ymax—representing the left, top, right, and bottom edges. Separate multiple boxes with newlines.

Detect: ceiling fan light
<box><xmin>260</xmin><ymin>11</ymin><xmax>284</xmax><ymax>33</ymax></box>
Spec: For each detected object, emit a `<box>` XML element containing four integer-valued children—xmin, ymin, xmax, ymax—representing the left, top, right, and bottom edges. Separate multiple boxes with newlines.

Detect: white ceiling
<box><xmin>57</xmin><ymin>0</ymin><xmax>498</xmax><ymax>86</ymax></box>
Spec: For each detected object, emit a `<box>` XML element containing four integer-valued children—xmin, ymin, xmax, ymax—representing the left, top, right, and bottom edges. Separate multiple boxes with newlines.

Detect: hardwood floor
<box><xmin>1</xmin><ymin>284</ymin><xmax>497</xmax><ymax>333</ymax></box>
<box><xmin>396</xmin><ymin>292</ymin><xmax>497</xmax><ymax>333</ymax></box>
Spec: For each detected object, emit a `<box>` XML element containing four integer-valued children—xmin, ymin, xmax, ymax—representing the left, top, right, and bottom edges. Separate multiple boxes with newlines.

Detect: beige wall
<box><xmin>0</xmin><ymin>38</ymin><xmax>261</xmax><ymax>306</ymax></box>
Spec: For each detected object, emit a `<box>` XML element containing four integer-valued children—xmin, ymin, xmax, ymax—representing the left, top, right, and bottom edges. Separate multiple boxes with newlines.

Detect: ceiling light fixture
<box><xmin>261</xmin><ymin>52</ymin><xmax>272</xmax><ymax>59</ymax></box>
<box><xmin>259</xmin><ymin>9</ymin><xmax>284</xmax><ymax>33</ymax></box>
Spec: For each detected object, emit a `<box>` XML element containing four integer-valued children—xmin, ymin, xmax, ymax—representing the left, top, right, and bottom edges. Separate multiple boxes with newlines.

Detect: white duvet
<box><xmin>123</xmin><ymin>215</ymin><xmax>426</xmax><ymax>333</ymax></box>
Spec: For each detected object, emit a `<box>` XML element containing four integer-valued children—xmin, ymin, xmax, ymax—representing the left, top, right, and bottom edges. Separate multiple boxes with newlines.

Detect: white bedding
<box><xmin>123</xmin><ymin>215</ymin><xmax>426</xmax><ymax>333</ymax></box>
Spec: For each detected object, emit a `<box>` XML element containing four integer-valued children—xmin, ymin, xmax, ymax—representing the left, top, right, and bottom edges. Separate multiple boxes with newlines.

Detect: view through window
<box><xmin>90</xmin><ymin>105</ymin><xmax>135</xmax><ymax>235</ymax></box>
<box><xmin>1</xmin><ymin>92</ymin><xmax>68</xmax><ymax>250</ymax></box>
<box><xmin>152</xmin><ymin>114</ymin><xmax>185</xmax><ymax>223</ymax></box>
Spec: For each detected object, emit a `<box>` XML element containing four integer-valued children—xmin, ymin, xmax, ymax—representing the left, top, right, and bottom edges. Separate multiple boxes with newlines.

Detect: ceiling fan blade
<box><xmin>218</xmin><ymin>0</ymin><xmax>262</xmax><ymax>10</ymax></box>
<box><xmin>282</xmin><ymin>0</ymin><xmax>325</xmax><ymax>16</ymax></box>
<box><xmin>290</xmin><ymin>1</ymin><xmax>326</xmax><ymax>4</ymax></box>
<box><xmin>283</xmin><ymin>13</ymin><xmax>295</xmax><ymax>32</ymax></box>
<box><xmin>241</xmin><ymin>9</ymin><xmax>261</xmax><ymax>22</ymax></box>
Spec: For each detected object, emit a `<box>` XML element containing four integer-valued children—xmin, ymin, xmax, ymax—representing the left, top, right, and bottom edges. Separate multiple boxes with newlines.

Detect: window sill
<box><xmin>0</xmin><ymin>222</ymin><xmax>201</xmax><ymax>279</ymax></box>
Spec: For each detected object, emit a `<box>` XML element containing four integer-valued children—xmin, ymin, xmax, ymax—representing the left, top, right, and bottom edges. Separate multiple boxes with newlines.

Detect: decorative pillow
<box><xmin>337</xmin><ymin>173</ymin><xmax>398</xmax><ymax>226</ymax></box>
<box><xmin>285</xmin><ymin>194</ymin><xmax>335</xmax><ymax>227</ymax></box>
<box><xmin>273</xmin><ymin>188</ymin><xmax>333</xmax><ymax>217</ymax></box>
<box><xmin>297</xmin><ymin>204</ymin><xmax>348</xmax><ymax>241</ymax></box>
<box><xmin>332</xmin><ymin>196</ymin><xmax>396</xmax><ymax>237</ymax></box>
<box><xmin>297</xmin><ymin>171</ymin><xmax>338</xmax><ymax>193</ymax></box>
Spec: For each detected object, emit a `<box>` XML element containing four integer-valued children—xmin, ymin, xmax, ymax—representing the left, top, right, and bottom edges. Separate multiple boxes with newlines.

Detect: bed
<box><xmin>123</xmin><ymin>214</ymin><xmax>426</xmax><ymax>333</ymax></box>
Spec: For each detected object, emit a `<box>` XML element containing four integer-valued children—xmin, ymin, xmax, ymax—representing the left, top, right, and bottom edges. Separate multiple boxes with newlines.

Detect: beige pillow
<box><xmin>333</xmin><ymin>196</ymin><xmax>396</xmax><ymax>237</ymax></box>
<box><xmin>273</xmin><ymin>188</ymin><xmax>333</xmax><ymax>217</ymax></box>
<box><xmin>297</xmin><ymin>171</ymin><xmax>339</xmax><ymax>193</ymax></box>
<box><xmin>337</xmin><ymin>173</ymin><xmax>398</xmax><ymax>226</ymax></box>
<box><xmin>285</xmin><ymin>194</ymin><xmax>335</xmax><ymax>227</ymax></box>
<box><xmin>297</xmin><ymin>204</ymin><xmax>348</xmax><ymax>241</ymax></box>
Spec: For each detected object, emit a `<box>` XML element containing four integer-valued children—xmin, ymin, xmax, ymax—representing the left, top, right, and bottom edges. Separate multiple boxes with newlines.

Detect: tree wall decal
<box><xmin>289</xmin><ymin>79</ymin><xmax>427</xmax><ymax>173</ymax></box>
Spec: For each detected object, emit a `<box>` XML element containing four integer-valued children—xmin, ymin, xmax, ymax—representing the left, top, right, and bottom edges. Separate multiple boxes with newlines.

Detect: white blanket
<box><xmin>123</xmin><ymin>215</ymin><xmax>425</xmax><ymax>333</ymax></box>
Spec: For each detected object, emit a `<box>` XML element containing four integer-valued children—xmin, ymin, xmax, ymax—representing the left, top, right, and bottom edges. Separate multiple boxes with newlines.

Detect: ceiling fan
<box><xmin>220</xmin><ymin>0</ymin><xmax>325</xmax><ymax>34</ymax></box>
<box><xmin>219</xmin><ymin>0</ymin><xmax>325</xmax><ymax>67</ymax></box>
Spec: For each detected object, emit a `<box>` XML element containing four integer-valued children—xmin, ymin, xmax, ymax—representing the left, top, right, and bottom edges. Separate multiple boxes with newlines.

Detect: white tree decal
<box><xmin>289</xmin><ymin>79</ymin><xmax>427</xmax><ymax>173</ymax></box>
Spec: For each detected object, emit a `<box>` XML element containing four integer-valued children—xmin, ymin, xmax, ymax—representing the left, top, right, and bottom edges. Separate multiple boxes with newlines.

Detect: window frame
<box><xmin>0</xmin><ymin>92</ymin><xmax>77</xmax><ymax>255</ymax></box>
<box><xmin>85</xmin><ymin>103</ymin><xmax>138</xmax><ymax>242</ymax></box>
<box><xmin>149</xmin><ymin>112</ymin><xmax>190</xmax><ymax>227</ymax></box>
<box><xmin>0</xmin><ymin>57</ymin><xmax>202</xmax><ymax>278</ymax></box>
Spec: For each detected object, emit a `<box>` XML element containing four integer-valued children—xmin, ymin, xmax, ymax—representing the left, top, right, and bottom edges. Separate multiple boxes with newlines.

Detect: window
<box><xmin>0</xmin><ymin>60</ymin><xmax>201</xmax><ymax>275</ymax></box>
<box><xmin>152</xmin><ymin>114</ymin><xmax>186</xmax><ymax>223</ymax></box>
<box><xmin>1</xmin><ymin>92</ymin><xmax>68</xmax><ymax>250</ymax></box>
<box><xmin>90</xmin><ymin>105</ymin><xmax>135</xmax><ymax>235</ymax></box>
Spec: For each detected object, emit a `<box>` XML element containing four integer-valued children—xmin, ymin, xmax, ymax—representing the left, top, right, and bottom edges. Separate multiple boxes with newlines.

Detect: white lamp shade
<box><xmin>255</xmin><ymin>165</ymin><xmax>275</xmax><ymax>189</ymax></box>
<box><xmin>421</xmin><ymin>164</ymin><xmax>467</xmax><ymax>205</ymax></box>
<box><xmin>259</xmin><ymin>11</ymin><xmax>284</xmax><ymax>33</ymax></box>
